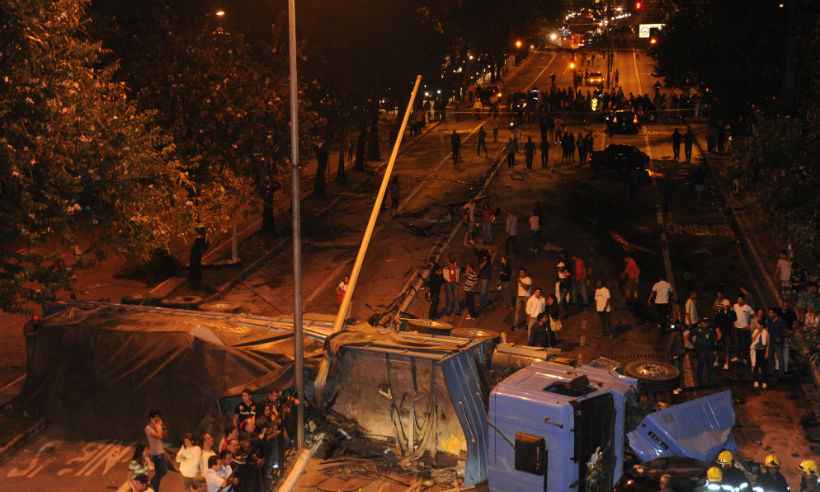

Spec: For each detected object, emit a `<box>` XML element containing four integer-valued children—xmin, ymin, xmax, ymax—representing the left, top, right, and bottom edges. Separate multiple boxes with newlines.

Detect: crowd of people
<box><xmin>119</xmin><ymin>389</ymin><xmax>299</xmax><ymax>492</ymax></box>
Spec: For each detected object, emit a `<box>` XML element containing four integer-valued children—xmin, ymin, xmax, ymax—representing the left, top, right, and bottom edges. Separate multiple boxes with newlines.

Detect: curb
<box><xmin>0</xmin><ymin>418</ymin><xmax>47</xmax><ymax>463</ymax></box>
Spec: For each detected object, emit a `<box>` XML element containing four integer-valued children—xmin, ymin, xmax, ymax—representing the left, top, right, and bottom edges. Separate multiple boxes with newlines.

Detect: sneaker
<box><xmin>723</xmin><ymin>363</ymin><xmax>729</xmax><ymax>370</ymax></box>
<box><xmin>761</xmin><ymin>383</ymin><xmax>767</xmax><ymax>389</ymax></box>
<box><xmin>753</xmin><ymin>381</ymin><xmax>759</xmax><ymax>388</ymax></box>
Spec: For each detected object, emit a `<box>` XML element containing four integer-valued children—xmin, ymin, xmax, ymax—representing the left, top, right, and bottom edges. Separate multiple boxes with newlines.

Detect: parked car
<box><xmin>585</xmin><ymin>71</ymin><xmax>604</xmax><ymax>88</ymax></box>
<box><xmin>605</xmin><ymin>110</ymin><xmax>641</xmax><ymax>134</ymax></box>
<box><xmin>591</xmin><ymin>144</ymin><xmax>650</xmax><ymax>183</ymax></box>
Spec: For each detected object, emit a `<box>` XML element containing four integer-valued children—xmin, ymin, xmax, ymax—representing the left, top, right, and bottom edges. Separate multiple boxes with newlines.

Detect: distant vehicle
<box><xmin>527</xmin><ymin>88</ymin><xmax>541</xmax><ymax>104</ymax></box>
<box><xmin>591</xmin><ymin>144</ymin><xmax>650</xmax><ymax>181</ymax></box>
<box><xmin>478</xmin><ymin>85</ymin><xmax>502</xmax><ymax>106</ymax></box>
<box><xmin>585</xmin><ymin>71</ymin><xmax>604</xmax><ymax>88</ymax></box>
<box><xmin>510</xmin><ymin>92</ymin><xmax>528</xmax><ymax>112</ymax></box>
<box><xmin>605</xmin><ymin>110</ymin><xmax>641</xmax><ymax>134</ymax></box>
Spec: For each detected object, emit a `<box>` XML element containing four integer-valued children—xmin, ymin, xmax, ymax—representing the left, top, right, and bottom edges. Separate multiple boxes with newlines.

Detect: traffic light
<box><xmin>635</xmin><ymin>1</ymin><xmax>642</xmax><ymax>9</ymax></box>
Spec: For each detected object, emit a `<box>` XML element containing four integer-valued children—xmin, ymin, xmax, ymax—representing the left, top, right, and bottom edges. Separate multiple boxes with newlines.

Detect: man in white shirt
<box><xmin>649</xmin><ymin>275</ymin><xmax>674</xmax><ymax>330</ymax></box>
<box><xmin>513</xmin><ymin>268</ymin><xmax>533</xmax><ymax>329</ymax></box>
<box><xmin>526</xmin><ymin>288</ymin><xmax>546</xmax><ymax>345</ymax></box>
<box><xmin>684</xmin><ymin>291</ymin><xmax>699</xmax><ymax>328</ymax></box>
<box><xmin>733</xmin><ymin>295</ymin><xmax>755</xmax><ymax>364</ymax></box>
<box><xmin>775</xmin><ymin>251</ymin><xmax>791</xmax><ymax>295</ymax></box>
<box><xmin>595</xmin><ymin>280</ymin><xmax>612</xmax><ymax>338</ymax></box>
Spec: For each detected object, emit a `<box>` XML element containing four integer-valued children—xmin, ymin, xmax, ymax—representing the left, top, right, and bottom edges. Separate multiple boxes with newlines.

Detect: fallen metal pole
<box><xmin>286</xmin><ymin>0</ymin><xmax>304</xmax><ymax>451</ymax></box>
<box><xmin>331</xmin><ymin>75</ymin><xmax>422</xmax><ymax>334</ymax></box>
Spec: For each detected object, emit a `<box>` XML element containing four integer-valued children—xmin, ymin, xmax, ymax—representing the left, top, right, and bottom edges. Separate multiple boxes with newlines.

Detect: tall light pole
<box><xmin>287</xmin><ymin>0</ymin><xmax>305</xmax><ymax>451</ymax></box>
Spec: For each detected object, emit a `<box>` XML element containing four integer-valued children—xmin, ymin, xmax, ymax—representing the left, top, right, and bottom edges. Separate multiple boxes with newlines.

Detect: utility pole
<box><xmin>287</xmin><ymin>0</ymin><xmax>305</xmax><ymax>451</ymax></box>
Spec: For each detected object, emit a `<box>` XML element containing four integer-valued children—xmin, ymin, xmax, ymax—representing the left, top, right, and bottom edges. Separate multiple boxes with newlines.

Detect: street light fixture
<box><xmin>515</xmin><ymin>39</ymin><xmax>523</xmax><ymax>49</ymax></box>
<box><xmin>215</xmin><ymin>9</ymin><xmax>226</xmax><ymax>17</ymax></box>
<box><xmin>549</xmin><ymin>32</ymin><xmax>559</xmax><ymax>42</ymax></box>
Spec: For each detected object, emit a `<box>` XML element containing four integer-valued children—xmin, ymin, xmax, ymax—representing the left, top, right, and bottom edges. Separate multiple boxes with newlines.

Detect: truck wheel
<box><xmin>623</xmin><ymin>359</ymin><xmax>680</xmax><ymax>393</ymax></box>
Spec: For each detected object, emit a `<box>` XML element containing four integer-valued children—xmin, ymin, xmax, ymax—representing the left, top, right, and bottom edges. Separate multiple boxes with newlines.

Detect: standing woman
<box><xmin>199</xmin><ymin>432</ymin><xmax>216</xmax><ymax>479</ymax></box>
<box><xmin>462</xmin><ymin>262</ymin><xmax>479</xmax><ymax>320</ymax></box>
<box><xmin>750</xmin><ymin>309</ymin><xmax>770</xmax><ymax>389</ymax></box>
<box><xmin>127</xmin><ymin>444</ymin><xmax>155</xmax><ymax>482</ymax></box>
<box><xmin>175</xmin><ymin>433</ymin><xmax>202</xmax><ymax>488</ymax></box>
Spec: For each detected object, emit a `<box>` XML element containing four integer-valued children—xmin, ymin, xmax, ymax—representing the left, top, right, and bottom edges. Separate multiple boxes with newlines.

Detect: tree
<box><xmin>0</xmin><ymin>0</ymin><xmax>194</xmax><ymax>311</ymax></box>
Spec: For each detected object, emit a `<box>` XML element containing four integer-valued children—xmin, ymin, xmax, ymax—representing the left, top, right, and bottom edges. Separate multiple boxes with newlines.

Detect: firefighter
<box><xmin>800</xmin><ymin>460</ymin><xmax>819</xmax><ymax>492</ymax></box>
<box><xmin>695</xmin><ymin>466</ymin><xmax>725</xmax><ymax>492</ymax></box>
<box><xmin>716</xmin><ymin>450</ymin><xmax>749</xmax><ymax>492</ymax></box>
<box><xmin>757</xmin><ymin>454</ymin><xmax>789</xmax><ymax>492</ymax></box>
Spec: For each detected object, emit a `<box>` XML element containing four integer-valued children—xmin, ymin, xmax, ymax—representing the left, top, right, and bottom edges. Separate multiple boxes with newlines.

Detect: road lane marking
<box><xmin>632</xmin><ymin>49</ymin><xmax>643</xmax><ymax>95</ymax></box>
<box><xmin>527</xmin><ymin>51</ymin><xmax>558</xmax><ymax>88</ymax></box>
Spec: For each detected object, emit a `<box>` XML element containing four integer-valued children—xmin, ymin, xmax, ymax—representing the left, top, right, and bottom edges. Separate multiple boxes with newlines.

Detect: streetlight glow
<box><xmin>549</xmin><ymin>32</ymin><xmax>558</xmax><ymax>41</ymax></box>
<box><xmin>215</xmin><ymin>9</ymin><xmax>226</xmax><ymax>17</ymax></box>
<box><xmin>515</xmin><ymin>39</ymin><xmax>523</xmax><ymax>49</ymax></box>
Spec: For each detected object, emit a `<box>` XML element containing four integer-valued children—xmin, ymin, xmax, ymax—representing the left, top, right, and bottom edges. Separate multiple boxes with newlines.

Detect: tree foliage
<box><xmin>0</xmin><ymin>0</ymin><xmax>193</xmax><ymax>310</ymax></box>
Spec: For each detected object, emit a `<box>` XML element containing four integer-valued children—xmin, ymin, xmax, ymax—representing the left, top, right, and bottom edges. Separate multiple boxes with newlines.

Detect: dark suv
<box><xmin>591</xmin><ymin>144</ymin><xmax>650</xmax><ymax>180</ymax></box>
<box><xmin>605</xmin><ymin>110</ymin><xmax>641</xmax><ymax>134</ymax></box>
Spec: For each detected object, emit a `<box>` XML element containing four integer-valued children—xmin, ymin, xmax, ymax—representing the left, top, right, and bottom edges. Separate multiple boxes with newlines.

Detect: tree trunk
<box><xmin>355</xmin><ymin>128</ymin><xmax>367</xmax><ymax>171</ymax></box>
<box><xmin>188</xmin><ymin>232</ymin><xmax>206</xmax><ymax>290</ymax></box>
<box><xmin>262</xmin><ymin>183</ymin><xmax>276</xmax><ymax>236</ymax></box>
<box><xmin>336</xmin><ymin>132</ymin><xmax>347</xmax><ymax>183</ymax></box>
<box><xmin>313</xmin><ymin>144</ymin><xmax>328</xmax><ymax>199</ymax></box>
<box><xmin>367</xmin><ymin>100</ymin><xmax>381</xmax><ymax>161</ymax></box>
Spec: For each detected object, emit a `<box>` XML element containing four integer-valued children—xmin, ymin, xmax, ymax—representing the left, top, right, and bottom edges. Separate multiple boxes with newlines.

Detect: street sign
<box><xmin>638</xmin><ymin>23</ymin><xmax>665</xmax><ymax>38</ymax></box>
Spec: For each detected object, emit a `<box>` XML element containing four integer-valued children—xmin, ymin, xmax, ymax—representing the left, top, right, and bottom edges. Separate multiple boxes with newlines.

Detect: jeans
<box><xmin>783</xmin><ymin>338</ymin><xmax>790</xmax><ymax>372</ymax></box>
<box><xmin>150</xmin><ymin>454</ymin><xmax>168</xmax><ymax>492</ymax></box>
<box><xmin>479</xmin><ymin>279</ymin><xmax>490</xmax><ymax>310</ymax></box>
<box><xmin>752</xmin><ymin>348</ymin><xmax>768</xmax><ymax>384</ymax></box>
<box><xmin>527</xmin><ymin>317</ymin><xmax>538</xmax><ymax>345</ymax></box>
<box><xmin>464</xmin><ymin>292</ymin><xmax>477</xmax><ymax>317</ymax></box>
<box><xmin>736</xmin><ymin>328</ymin><xmax>751</xmax><ymax>362</ymax></box>
<box><xmin>696</xmin><ymin>350</ymin><xmax>713</xmax><ymax>387</ymax></box>
<box><xmin>514</xmin><ymin>296</ymin><xmax>528</xmax><ymax>327</ymax></box>
<box><xmin>444</xmin><ymin>283</ymin><xmax>459</xmax><ymax>315</ymax></box>
<box><xmin>572</xmin><ymin>279</ymin><xmax>588</xmax><ymax>305</ymax></box>
<box><xmin>654</xmin><ymin>303</ymin><xmax>670</xmax><ymax>329</ymax></box>
<box><xmin>597</xmin><ymin>311</ymin><xmax>610</xmax><ymax>336</ymax></box>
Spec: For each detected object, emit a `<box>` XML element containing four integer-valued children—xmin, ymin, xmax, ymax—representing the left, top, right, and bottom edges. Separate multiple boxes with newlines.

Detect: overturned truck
<box><xmin>20</xmin><ymin>303</ymin><xmax>736</xmax><ymax>490</ymax></box>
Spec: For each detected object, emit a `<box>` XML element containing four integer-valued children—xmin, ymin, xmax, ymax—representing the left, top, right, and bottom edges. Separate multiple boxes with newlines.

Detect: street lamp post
<box><xmin>286</xmin><ymin>0</ymin><xmax>305</xmax><ymax>451</ymax></box>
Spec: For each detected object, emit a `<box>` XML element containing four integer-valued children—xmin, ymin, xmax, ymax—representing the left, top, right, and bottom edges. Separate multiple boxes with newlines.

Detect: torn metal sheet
<box><xmin>627</xmin><ymin>390</ymin><xmax>736</xmax><ymax>463</ymax></box>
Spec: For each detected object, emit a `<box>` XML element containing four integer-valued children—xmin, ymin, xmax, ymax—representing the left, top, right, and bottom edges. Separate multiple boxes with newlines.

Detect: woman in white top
<box><xmin>199</xmin><ymin>432</ymin><xmax>216</xmax><ymax>479</ymax></box>
<box><xmin>175</xmin><ymin>433</ymin><xmax>202</xmax><ymax>486</ymax></box>
<box><xmin>750</xmin><ymin>308</ymin><xmax>770</xmax><ymax>389</ymax></box>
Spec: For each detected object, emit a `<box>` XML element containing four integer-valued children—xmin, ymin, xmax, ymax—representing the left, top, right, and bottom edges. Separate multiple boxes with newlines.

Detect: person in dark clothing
<box><xmin>506</xmin><ymin>137</ymin><xmax>517</xmax><ymax>168</ymax></box>
<box><xmin>759</xmin><ymin>454</ymin><xmax>789</xmax><ymax>492</ymax></box>
<box><xmin>476</xmin><ymin>127</ymin><xmax>488</xmax><ymax>156</ymax></box>
<box><xmin>524</xmin><ymin>136</ymin><xmax>535</xmax><ymax>170</ymax></box>
<box><xmin>684</xmin><ymin>128</ymin><xmax>694</xmax><ymax>162</ymax></box>
<box><xmin>451</xmin><ymin>130</ymin><xmax>461</xmax><ymax>164</ymax></box>
<box><xmin>766</xmin><ymin>308</ymin><xmax>787</xmax><ymax>376</ymax></box>
<box><xmin>693</xmin><ymin>320</ymin><xmax>716</xmax><ymax>388</ymax></box>
<box><xmin>666</xmin><ymin>323</ymin><xmax>684</xmax><ymax>392</ymax></box>
<box><xmin>188</xmin><ymin>227</ymin><xmax>208</xmax><ymax>290</ymax></box>
<box><xmin>714</xmin><ymin>300</ymin><xmax>736</xmax><ymax>370</ymax></box>
<box><xmin>540</xmin><ymin>139</ymin><xmax>550</xmax><ymax>169</ymax></box>
<box><xmin>427</xmin><ymin>263</ymin><xmax>443</xmax><ymax>319</ymax></box>
<box><xmin>672</xmin><ymin>128</ymin><xmax>682</xmax><ymax>161</ymax></box>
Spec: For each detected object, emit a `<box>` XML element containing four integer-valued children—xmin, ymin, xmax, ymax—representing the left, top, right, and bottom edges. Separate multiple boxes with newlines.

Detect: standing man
<box><xmin>524</xmin><ymin>136</ymin><xmax>535</xmax><ymax>170</ymax></box>
<box><xmin>442</xmin><ymin>258</ymin><xmax>461</xmax><ymax>316</ymax></box>
<box><xmin>528</xmin><ymin>209</ymin><xmax>541</xmax><ymax>253</ymax></box>
<box><xmin>513</xmin><ymin>268</ymin><xmax>533</xmax><ymax>330</ymax></box>
<box><xmin>733</xmin><ymin>295</ymin><xmax>755</xmax><ymax>365</ymax></box>
<box><xmin>476</xmin><ymin>126</ymin><xmax>488</xmax><ymax>157</ymax></box>
<box><xmin>526</xmin><ymin>287</ymin><xmax>546</xmax><ymax>345</ymax></box>
<box><xmin>571</xmin><ymin>255</ymin><xmax>588</xmax><ymax>306</ymax></box>
<box><xmin>684</xmin><ymin>291</ymin><xmax>699</xmax><ymax>329</ymax></box>
<box><xmin>715</xmin><ymin>299</ymin><xmax>736</xmax><ymax>370</ymax></box>
<box><xmin>693</xmin><ymin>320</ymin><xmax>716</xmax><ymax>388</ymax></box>
<box><xmin>766</xmin><ymin>307</ymin><xmax>786</xmax><ymax>375</ymax></box>
<box><xmin>505</xmin><ymin>209</ymin><xmax>519</xmax><ymax>258</ymax></box>
<box><xmin>336</xmin><ymin>274</ymin><xmax>352</xmax><ymax>320</ymax></box>
<box><xmin>758</xmin><ymin>455</ymin><xmax>789</xmax><ymax>492</ymax></box>
<box><xmin>506</xmin><ymin>136</ymin><xmax>517</xmax><ymax>168</ymax></box>
<box><xmin>451</xmin><ymin>130</ymin><xmax>461</xmax><ymax>164</ymax></box>
<box><xmin>649</xmin><ymin>275</ymin><xmax>674</xmax><ymax>330</ymax></box>
<box><xmin>671</xmin><ymin>128</ymin><xmax>682</xmax><ymax>161</ymax></box>
<box><xmin>426</xmin><ymin>262</ymin><xmax>443</xmax><ymax>319</ymax></box>
<box><xmin>595</xmin><ymin>280</ymin><xmax>612</xmax><ymax>338</ymax></box>
<box><xmin>684</xmin><ymin>128</ymin><xmax>695</xmax><ymax>162</ymax></box>
<box><xmin>775</xmin><ymin>250</ymin><xmax>792</xmax><ymax>298</ymax></box>
<box><xmin>145</xmin><ymin>410</ymin><xmax>169</xmax><ymax>492</ymax></box>
<box><xmin>540</xmin><ymin>138</ymin><xmax>550</xmax><ymax>170</ymax></box>
<box><xmin>622</xmin><ymin>256</ymin><xmax>640</xmax><ymax>308</ymax></box>
<box><xmin>478</xmin><ymin>254</ymin><xmax>493</xmax><ymax>312</ymax></box>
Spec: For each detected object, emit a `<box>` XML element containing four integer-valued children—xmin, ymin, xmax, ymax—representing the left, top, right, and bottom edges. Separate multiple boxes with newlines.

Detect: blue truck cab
<box><xmin>488</xmin><ymin>361</ymin><xmax>638</xmax><ymax>492</ymax></box>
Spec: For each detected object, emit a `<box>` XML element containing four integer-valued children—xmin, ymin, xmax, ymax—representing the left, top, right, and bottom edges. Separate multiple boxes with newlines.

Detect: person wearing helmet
<box><xmin>716</xmin><ymin>449</ymin><xmax>749</xmax><ymax>492</ymax></box>
<box><xmin>696</xmin><ymin>466</ymin><xmax>725</xmax><ymax>492</ymax></box>
<box><xmin>800</xmin><ymin>459</ymin><xmax>819</xmax><ymax>492</ymax></box>
<box><xmin>758</xmin><ymin>454</ymin><xmax>789</xmax><ymax>492</ymax></box>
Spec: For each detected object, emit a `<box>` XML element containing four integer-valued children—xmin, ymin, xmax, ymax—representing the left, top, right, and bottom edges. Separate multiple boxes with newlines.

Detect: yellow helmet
<box><xmin>717</xmin><ymin>450</ymin><xmax>734</xmax><ymax>466</ymax></box>
<box><xmin>707</xmin><ymin>466</ymin><xmax>723</xmax><ymax>483</ymax></box>
<box><xmin>764</xmin><ymin>454</ymin><xmax>780</xmax><ymax>468</ymax></box>
<box><xmin>800</xmin><ymin>460</ymin><xmax>818</xmax><ymax>474</ymax></box>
